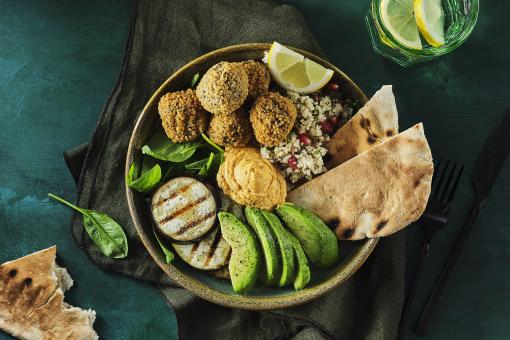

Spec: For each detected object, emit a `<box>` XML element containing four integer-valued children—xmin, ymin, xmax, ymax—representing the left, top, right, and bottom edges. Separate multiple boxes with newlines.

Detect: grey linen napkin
<box><xmin>64</xmin><ymin>0</ymin><xmax>405</xmax><ymax>339</ymax></box>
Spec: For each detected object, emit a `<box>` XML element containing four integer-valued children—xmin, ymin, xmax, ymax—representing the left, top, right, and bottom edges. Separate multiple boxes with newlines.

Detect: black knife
<box><xmin>415</xmin><ymin>109</ymin><xmax>510</xmax><ymax>335</ymax></box>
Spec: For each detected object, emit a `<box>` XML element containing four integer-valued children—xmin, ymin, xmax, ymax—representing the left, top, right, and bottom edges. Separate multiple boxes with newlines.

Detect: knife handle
<box><xmin>397</xmin><ymin>237</ymin><xmax>431</xmax><ymax>340</ymax></box>
<box><xmin>415</xmin><ymin>198</ymin><xmax>484</xmax><ymax>334</ymax></box>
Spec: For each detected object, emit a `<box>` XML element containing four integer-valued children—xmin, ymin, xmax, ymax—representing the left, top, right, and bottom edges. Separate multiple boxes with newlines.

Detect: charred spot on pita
<box><xmin>327</xmin><ymin>218</ymin><xmax>340</xmax><ymax>229</ymax></box>
<box><xmin>367</xmin><ymin>135</ymin><xmax>377</xmax><ymax>144</ymax></box>
<box><xmin>386</xmin><ymin>130</ymin><xmax>394</xmax><ymax>137</ymax></box>
<box><xmin>342</xmin><ymin>228</ymin><xmax>355</xmax><ymax>239</ymax></box>
<box><xmin>8</xmin><ymin>269</ymin><xmax>17</xmax><ymax>278</ymax></box>
<box><xmin>414</xmin><ymin>179</ymin><xmax>421</xmax><ymax>187</ymax></box>
<box><xmin>360</xmin><ymin>117</ymin><xmax>368</xmax><ymax>129</ymax></box>
<box><xmin>24</xmin><ymin>277</ymin><xmax>33</xmax><ymax>286</ymax></box>
<box><xmin>376</xmin><ymin>220</ymin><xmax>388</xmax><ymax>232</ymax></box>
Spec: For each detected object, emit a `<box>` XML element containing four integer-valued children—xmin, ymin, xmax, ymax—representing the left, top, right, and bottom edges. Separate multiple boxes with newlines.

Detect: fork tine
<box><xmin>446</xmin><ymin>164</ymin><xmax>464</xmax><ymax>204</ymax></box>
<box><xmin>433</xmin><ymin>160</ymin><xmax>450</xmax><ymax>198</ymax></box>
<box><xmin>431</xmin><ymin>158</ymin><xmax>442</xmax><ymax>189</ymax></box>
<box><xmin>440</xmin><ymin>163</ymin><xmax>457</xmax><ymax>201</ymax></box>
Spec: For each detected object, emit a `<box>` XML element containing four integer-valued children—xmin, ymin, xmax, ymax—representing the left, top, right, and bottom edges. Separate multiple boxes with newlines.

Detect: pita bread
<box><xmin>0</xmin><ymin>246</ymin><xmax>98</xmax><ymax>340</ymax></box>
<box><xmin>288</xmin><ymin>123</ymin><xmax>433</xmax><ymax>240</ymax></box>
<box><xmin>327</xmin><ymin>85</ymin><xmax>399</xmax><ymax>168</ymax></box>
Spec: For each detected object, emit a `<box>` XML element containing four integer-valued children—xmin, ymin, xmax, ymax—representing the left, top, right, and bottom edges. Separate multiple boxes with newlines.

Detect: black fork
<box><xmin>397</xmin><ymin>159</ymin><xmax>464</xmax><ymax>340</ymax></box>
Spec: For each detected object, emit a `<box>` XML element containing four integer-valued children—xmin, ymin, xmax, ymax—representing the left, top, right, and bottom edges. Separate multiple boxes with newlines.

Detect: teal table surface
<box><xmin>1</xmin><ymin>1</ymin><xmax>509</xmax><ymax>339</ymax></box>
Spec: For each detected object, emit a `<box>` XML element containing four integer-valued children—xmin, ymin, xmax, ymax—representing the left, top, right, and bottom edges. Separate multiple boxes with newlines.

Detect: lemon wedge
<box><xmin>267</xmin><ymin>42</ymin><xmax>333</xmax><ymax>93</ymax></box>
<box><xmin>414</xmin><ymin>0</ymin><xmax>445</xmax><ymax>47</ymax></box>
<box><xmin>379</xmin><ymin>0</ymin><xmax>422</xmax><ymax>50</ymax></box>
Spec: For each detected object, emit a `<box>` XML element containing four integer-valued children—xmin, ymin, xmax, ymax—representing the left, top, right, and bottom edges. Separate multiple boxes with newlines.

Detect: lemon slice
<box><xmin>267</xmin><ymin>42</ymin><xmax>333</xmax><ymax>93</ymax></box>
<box><xmin>414</xmin><ymin>0</ymin><xmax>445</xmax><ymax>47</ymax></box>
<box><xmin>379</xmin><ymin>0</ymin><xmax>422</xmax><ymax>50</ymax></box>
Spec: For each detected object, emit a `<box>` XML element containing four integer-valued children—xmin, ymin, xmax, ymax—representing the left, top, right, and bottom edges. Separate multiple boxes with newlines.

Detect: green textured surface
<box><xmin>0</xmin><ymin>1</ymin><xmax>509</xmax><ymax>339</ymax></box>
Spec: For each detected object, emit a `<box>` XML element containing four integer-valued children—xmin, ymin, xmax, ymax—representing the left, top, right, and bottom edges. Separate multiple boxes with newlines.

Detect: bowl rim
<box><xmin>125</xmin><ymin>43</ymin><xmax>378</xmax><ymax>310</ymax></box>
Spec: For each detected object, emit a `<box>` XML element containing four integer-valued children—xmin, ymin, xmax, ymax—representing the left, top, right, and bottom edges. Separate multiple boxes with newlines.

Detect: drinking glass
<box><xmin>366</xmin><ymin>0</ymin><xmax>479</xmax><ymax>66</ymax></box>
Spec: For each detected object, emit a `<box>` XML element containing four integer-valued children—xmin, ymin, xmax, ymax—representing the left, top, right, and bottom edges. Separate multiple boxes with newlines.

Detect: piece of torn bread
<box><xmin>0</xmin><ymin>246</ymin><xmax>98</xmax><ymax>340</ymax></box>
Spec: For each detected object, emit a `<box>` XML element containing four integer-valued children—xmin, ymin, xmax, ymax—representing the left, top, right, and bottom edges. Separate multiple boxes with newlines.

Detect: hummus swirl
<box><xmin>217</xmin><ymin>147</ymin><xmax>287</xmax><ymax>210</ymax></box>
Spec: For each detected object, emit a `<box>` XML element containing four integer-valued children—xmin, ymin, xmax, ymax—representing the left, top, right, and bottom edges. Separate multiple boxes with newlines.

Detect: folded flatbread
<box><xmin>0</xmin><ymin>246</ymin><xmax>98</xmax><ymax>340</ymax></box>
<box><xmin>288</xmin><ymin>123</ymin><xmax>433</xmax><ymax>240</ymax></box>
<box><xmin>327</xmin><ymin>85</ymin><xmax>399</xmax><ymax>168</ymax></box>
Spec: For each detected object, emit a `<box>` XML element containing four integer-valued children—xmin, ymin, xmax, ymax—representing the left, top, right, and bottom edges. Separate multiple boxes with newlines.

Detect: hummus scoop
<box><xmin>217</xmin><ymin>147</ymin><xmax>287</xmax><ymax>210</ymax></box>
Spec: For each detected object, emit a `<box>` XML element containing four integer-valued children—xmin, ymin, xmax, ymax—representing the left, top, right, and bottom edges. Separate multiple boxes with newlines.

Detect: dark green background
<box><xmin>0</xmin><ymin>1</ymin><xmax>508</xmax><ymax>339</ymax></box>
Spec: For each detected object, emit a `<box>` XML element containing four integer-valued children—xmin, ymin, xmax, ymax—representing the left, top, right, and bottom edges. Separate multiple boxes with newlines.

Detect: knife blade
<box><xmin>471</xmin><ymin>109</ymin><xmax>510</xmax><ymax>200</ymax></box>
<box><xmin>415</xmin><ymin>109</ymin><xmax>510</xmax><ymax>335</ymax></box>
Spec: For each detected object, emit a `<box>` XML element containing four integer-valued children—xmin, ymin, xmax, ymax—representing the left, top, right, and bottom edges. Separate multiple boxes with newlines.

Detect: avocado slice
<box><xmin>218</xmin><ymin>212</ymin><xmax>260</xmax><ymax>294</ymax></box>
<box><xmin>261</xmin><ymin>211</ymin><xmax>295</xmax><ymax>287</ymax></box>
<box><xmin>298</xmin><ymin>207</ymin><xmax>339</xmax><ymax>269</ymax></box>
<box><xmin>276</xmin><ymin>203</ymin><xmax>322</xmax><ymax>265</ymax></box>
<box><xmin>277</xmin><ymin>203</ymin><xmax>339</xmax><ymax>269</ymax></box>
<box><xmin>245</xmin><ymin>207</ymin><xmax>280</xmax><ymax>285</ymax></box>
<box><xmin>284</xmin><ymin>229</ymin><xmax>311</xmax><ymax>290</ymax></box>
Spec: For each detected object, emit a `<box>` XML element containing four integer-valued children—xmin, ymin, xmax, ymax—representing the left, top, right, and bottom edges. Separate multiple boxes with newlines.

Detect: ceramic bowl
<box><xmin>126</xmin><ymin>43</ymin><xmax>378</xmax><ymax>310</ymax></box>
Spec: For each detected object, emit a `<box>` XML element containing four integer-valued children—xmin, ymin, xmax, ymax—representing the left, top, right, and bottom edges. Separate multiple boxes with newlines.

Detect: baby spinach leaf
<box><xmin>162</xmin><ymin>163</ymin><xmax>183</xmax><ymax>181</ymax></box>
<box><xmin>201</xmin><ymin>133</ymin><xmax>224</xmax><ymax>154</ymax></box>
<box><xmin>130</xmin><ymin>165</ymin><xmax>161</xmax><ymax>193</ymax></box>
<box><xmin>153</xmin><ymin>227</ymin><xmax>174</xmax><ymax>263</ymax></box>
<box><xmin>190</xmin><ymin>72</ymin><xmax>200</xmax><ymax>88</ymax></box>
<box><xmin>127</xmin><ymin>156</ymin><xmax>162</xmax><ymax>193</ymax></box>
<box><xmin>127</xmin><ymin>154</ymin><xmax>142</xmax><ymax>184</ymax></box>
<box><xmin>142</xmin><ymin>131</ymin><xmax>202</xmax><ymax>162</ymax></box>
<box><xmin>48</xmin><ymin>193</ymin><xmax>128</xmax><ymax>259</ymax></box>
<box><xmin>198</xmin><ymin>152</ymin><xmax>216</xmax><ymax>176</ymax></box>
<box><xmin>83</xmin><ymin>210</ymin><xmax>129</xmax><ymax>259</ymax></box>
<box><xmin>185</xmin><ymin>157</ymin><xmax>209</xmax><ymax>170</ymax></box>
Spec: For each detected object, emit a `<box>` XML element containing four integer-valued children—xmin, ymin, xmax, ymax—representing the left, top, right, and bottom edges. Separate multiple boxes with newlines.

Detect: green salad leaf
<box><xmin>48</xmin><ymin>193</ymin><xmax>128</xmax><ymax>259</ymax></box>
<box><xmin>185</xmin><ymin>156</ymin><xmax>210</xmax><ymax>170</ymax></box>
<box><xmin>199</xmin><ymin>152</ymin><xmax>216</xmax><ymax>176</ymax></box>
<box><xmin>142</xmin><ymin>131</ymin><xmax>203</xmax><ymax>163</ymax></box>
<box><xmin>190</xmin><ymin>73</ymin><xmax>200</xmax><ymax>88</ymax></box>
<box><xmin>127</xmin><ymin>156</ymin><xmax>162</xmax><ymax>193</ymax></box>
<box><xmin>153</xmin><ymin>228</ymin><xmax>174</xmax><ymax>263</ymax></box>
<box><xmin>162</xmin><ymin>163</ymin><xmax>183</xmax><ymax>181</ymax></box>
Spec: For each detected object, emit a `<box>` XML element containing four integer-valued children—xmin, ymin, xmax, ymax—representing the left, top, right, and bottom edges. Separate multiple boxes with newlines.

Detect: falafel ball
<box><xmin>196</xmin><ymin>62</ymin><xmax>249</xmax><ymax>114</ymax></box>
<box><xmin>208</xmin><ymin>107</ymin><xmax>253</xmax><ymax>147</ymax></box>
<box><xmin>250</xmin><ymin>92</ymin><xmax>297</xmax><ymax>147</ymax></box>
<box><xmin>236</xmin><ymin>60</ymin><xmax>270</xmax><ymax>100</ymax></box>
<box><xmin>158</xmin><ymin>89</ymin><xmax>209</xmax><ymax>143</ymax></box>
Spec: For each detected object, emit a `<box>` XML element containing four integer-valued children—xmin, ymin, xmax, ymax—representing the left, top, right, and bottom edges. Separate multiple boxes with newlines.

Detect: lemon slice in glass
<box><xmin>379</xmin><ymin>0</ymin><xmax>422</xmax><ymax>50</ymax></box>
<box><xmin>267</xmin><ymin>42</ymin><xmax>333</xmax><ymax>93</ymax></box>
<box><xmin>414</xmin><ymin>0</ymin><xmax>445</xmax><ymax>47</ymax></box>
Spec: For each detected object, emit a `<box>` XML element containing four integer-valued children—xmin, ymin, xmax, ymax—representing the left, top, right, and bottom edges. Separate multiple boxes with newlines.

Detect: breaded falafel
<box><xmin>196</xmin><ymin>62</ymin><xmax>249</xmax><ymax>114</ymax></box>
<box><xmin>236</xmin><ymin>60</ymin><xmax>270</xmax><ymax>100</ymax></box>
<box><xmin>208</xmin><ymin>107</ymin><xmax>253</xmax><ymax>147</ymax></box>
<box><xmin>250</xmin><ymin>92</ymin><xmax>297</xmax><ymax>147</ymax></box>
<box><xmin>158</xmin><ymin>89</ymin><xmax>209</xmax><ymax>143</ymax></box>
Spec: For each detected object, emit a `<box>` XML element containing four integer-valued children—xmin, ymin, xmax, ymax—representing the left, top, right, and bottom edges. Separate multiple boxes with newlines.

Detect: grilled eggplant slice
<box><xmin>210</xmin><ymin>266</ymin><xmax>230</xmax><ymax>280</ymax></box>
<box><xmin>172</xmin><ymin>228</ymin><xmax>231</xmax><ymax>270</ymax></box>
<box><xmin>151</xmin><ymin>177</ymin><xmax>217</xmax><ymax>242</ymax></box>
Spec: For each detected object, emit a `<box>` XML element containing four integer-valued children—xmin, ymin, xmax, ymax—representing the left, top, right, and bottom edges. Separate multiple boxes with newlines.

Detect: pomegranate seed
<box><xmin>312</xmin><ymin>94</ymin><xmax>322</xmax><ymax>102</ymax></box>
<box><xmin>320</xmin><ymin>120</ymin><xmax>334</xmax><ymax>134</ymax></box>
<box><xmin>328</xmin><ymin>115</ymin><xmax>339</xmax><ymax>126</ymax></box>
<box><xmin>298</xmin><ymin>133</ymin><xmax>311</xmax><ymax>145</ymax></box>
<box><xmin>288</xmin><ymin>156</ymin><xmax>298</xmax><ymax>170</ymax></box>
<box><xmin>327</xmin><ymin>82</ymin><xmax>339</xmax><ymax>91</ymax></box>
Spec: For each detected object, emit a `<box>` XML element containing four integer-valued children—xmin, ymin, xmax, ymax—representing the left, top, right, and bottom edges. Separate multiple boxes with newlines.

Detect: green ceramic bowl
<box><xmin>125</xmin><ymin>43</ymin><xmax>378</xmax><ymax>310</ymax></box>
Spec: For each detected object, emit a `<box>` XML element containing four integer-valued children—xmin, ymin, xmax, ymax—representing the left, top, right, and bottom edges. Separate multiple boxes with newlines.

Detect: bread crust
<box><xmin>0</xmin><ymin>246</ymin><xmax>98</xmax><ymax>340</ymax></box>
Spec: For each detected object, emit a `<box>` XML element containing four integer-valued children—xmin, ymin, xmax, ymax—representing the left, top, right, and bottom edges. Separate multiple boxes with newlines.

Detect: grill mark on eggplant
<box><xmin>204</xmin><ymin>230</ymin><xmax>222</xmax><ymax>266</ymax></box>
<box><xmin>175</xmin><ymin>212</ymin><xmax>216</xmax><ymax>236</ymax></box>
<box><xmin>157</xmin><ymin>194</ymin><xmax>212</xmax><ymax>225</ymax></box>
<box><xmin>152</xmin><ymin>182</ymin><xmax>194</xmax><ymax>208</ymax></box>
<box><xmin>190</xmin><ymin>242</ymin><xmax>199</xmax><ymax>257</ymax></box>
